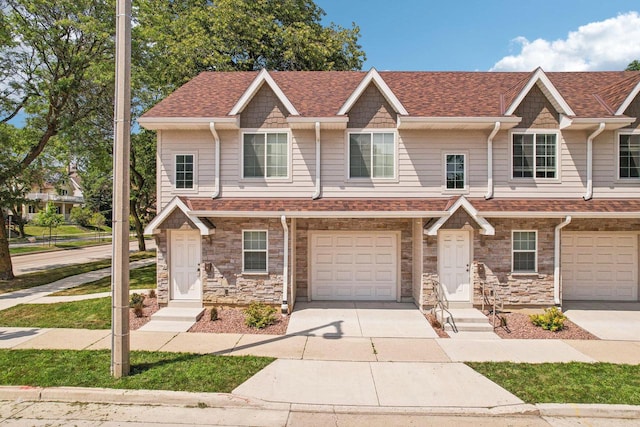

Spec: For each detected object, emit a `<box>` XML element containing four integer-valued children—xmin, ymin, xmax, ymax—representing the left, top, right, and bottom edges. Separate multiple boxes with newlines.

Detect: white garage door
<box><xmin>311</xmin><ymin>232</ymin><xmax>398</xmax><ymax>301</ymax></box>
<box><xmin>562</xmin><ymin>232</ymin><xmax>638</xmax><ymax>301</ymax></box>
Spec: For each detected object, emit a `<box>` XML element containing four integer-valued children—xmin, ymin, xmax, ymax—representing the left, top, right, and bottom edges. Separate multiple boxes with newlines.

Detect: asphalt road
<box><xmin>11</xmin><ymin>239</ymin><xmax>156</xmax><ymax>275</ymax></box>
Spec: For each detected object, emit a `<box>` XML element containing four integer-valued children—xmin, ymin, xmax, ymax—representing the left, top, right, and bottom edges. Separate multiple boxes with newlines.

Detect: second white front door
<box><xmin>170</xmin><ymin>230</ymin><xmax>202</xmax><ymax>301</ymax></box>
<box><xmin>439</xmin><ymin>230</ymin><xmax>471</xmax><ymax>302</ymax></box>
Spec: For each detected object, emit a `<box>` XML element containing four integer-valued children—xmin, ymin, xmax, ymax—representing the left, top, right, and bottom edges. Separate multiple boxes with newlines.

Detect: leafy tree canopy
<box><xmin>626</xmin><ymin>60</ymin><xmax>640</xmax><ymax>71</ymax></box>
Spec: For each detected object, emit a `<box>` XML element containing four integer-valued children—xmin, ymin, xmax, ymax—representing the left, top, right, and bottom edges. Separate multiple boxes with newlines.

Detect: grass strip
<box><xmin>10</xmin><ymin>239</ymin><xmax>113</xmax><ymax>255</ymax></box>
<box><xmin>0</xmin><ymin>349</ymin><xmax>273</xmax><ymax>393</ymax></box>
<box><xmin>51</xmin><ymin>264</ymin><xmax>156</xmax><ymax>296</ymax></box>
<box><xmin>467</xmin><ymin>362</ymin><xmax>640</xmax><ymax>405</ymax></box>
<box><xmin>0</xmin><ymin>251</ymin><xmax>155</xmax><ymax>295</ymax></box>
<box><xmin>0</xmin><ymin>298</ymin><xmax>112</xmax><ymax>329</ymax></box>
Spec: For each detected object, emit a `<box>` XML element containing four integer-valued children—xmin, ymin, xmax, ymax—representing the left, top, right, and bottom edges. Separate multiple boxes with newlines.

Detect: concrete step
<box><xmin>446</xmin><ymin>308</ymin><xmax>491</xmax><ymax>324</ymax></box>
<box><xmin>150</xmin><ymin>307</ymin><xmax>205</xmax><ymax>323</ymax></box>
<box><xmin>167</xmin><ymin>300</ymin><xmax>203</xmax><ymax>309</ymax></box>
<box><xmin>444</xmin><ymin>322</ymin><xmax>494</xmax><ymax>332</ymax></box>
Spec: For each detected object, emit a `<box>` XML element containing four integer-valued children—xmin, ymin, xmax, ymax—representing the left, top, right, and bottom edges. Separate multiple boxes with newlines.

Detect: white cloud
<box><xmin>491</xmin><ymin>12</ymin><xmax>640</xmax><ymax>71</ymax></box>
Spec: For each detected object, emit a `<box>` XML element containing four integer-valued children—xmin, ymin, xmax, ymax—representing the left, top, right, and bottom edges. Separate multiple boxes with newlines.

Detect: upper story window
<box><xmin>243</xmin><ymin>132</ymin><xmax>288</xmax><ymax>179</ymax></box>
<box><xmin>445</xmin><ymin>153</ymin><xmax>466</xmax><ymax>190</ymax></box>
<box><xmin>175</xmin><ymin>154</ymin><xmax>194</xmax><ymax>189</ymax></box>
<box><xmin>59</xmin><ymin>189</ymin><xmax>68</xmax><ymax>196</ymax></box>
<box><xmin>619</xmin><ymin>134</ymin><xmax>640</xmax><ymax>179</ymax></box>
<box><xmin>512</xmin><ymin>132</ymin><xmax>557</xmax><ymax>179</ymax></box>
<box><xmin>512</xmin><ymin>230</ymin><xmax>537</xmax><ymax>273</ymax></box>
<box><xmin>349</xmin><ymin>132</ymin><xmax>395</xmax><ymax>179</ymax></box>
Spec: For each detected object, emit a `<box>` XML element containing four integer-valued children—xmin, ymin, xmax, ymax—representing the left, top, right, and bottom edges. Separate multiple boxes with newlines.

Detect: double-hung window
<box><xmin>349</xmin><ymin>132</ymin><xmax>395</xmax><ymax>179</ymax></box>
<box><xmin>512</xmin><ymin>132</ymin><xmax>557</xmax><ymax>179</ymax></box>
<box><xmin>445</xmin><ymin>153</ymin><xmax>466</xmax><ymax>190</ymax></box>
<box><xmin>243</xmin><ymin>230</ymin><xmax>268</xmax><ymax>273</ymax></box>
<box><xmin>512</xmin><ymin>231</ymin><xmax>537</xmax><ymax>273</ymax></box>
<box><xmin>243</xmin><ymin>132</ymin><xmax>288</xmax><ymax>178</ymax></box>
<box><xmin>175</xmin><ymin>154</ymin><xmax>195</xmax><ymax>189</ymax></box>
<box><xmin>619</xmin><ymin>134</ymin><xmax>640</xmax><ymax>179</ymax></box>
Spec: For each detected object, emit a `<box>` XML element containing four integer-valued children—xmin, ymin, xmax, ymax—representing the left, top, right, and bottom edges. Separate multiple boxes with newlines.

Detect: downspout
<box><xmin>311</xmin><ymin>121</ymin><xmax>321</xmax><ymax>199</ymax></box>
<box><xmin>554</xmin><ymin>215</ymin><xmax>572</xmax><ymax>306</ymax></box>
<box><xmin>583</xmin><ymin>123</ymin><xmax>605</xmax><ymax>200</ymax></box>
<box><xmin>280</xmin><ymin>215</ymin><xmax>289</xmax><ymax>314</ymax></box>
<box><xmin>209</xmin><ymin>122</ymin><xmax>221</xmax><ymax>198</ymax></box>
<box><xmin>484</xmin><ymin>122</ymin><xmax>501</xmax><ymax>199</ymax></box>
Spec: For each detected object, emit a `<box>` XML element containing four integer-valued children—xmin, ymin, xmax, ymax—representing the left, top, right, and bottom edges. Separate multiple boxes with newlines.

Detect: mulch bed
<box><xmin>487</xmin><ymin>311</ymin><xmax>599</xmax><ymax>340</ymax></box>
<box><xmin>189</xmin><ymin>308</ymin><xmax>289</xmax><ymax>335</ymax></box>
<box><xmin>129</xmin><ymin>294</ymin><xmax>159</xmax><ymax>330</ymax></box>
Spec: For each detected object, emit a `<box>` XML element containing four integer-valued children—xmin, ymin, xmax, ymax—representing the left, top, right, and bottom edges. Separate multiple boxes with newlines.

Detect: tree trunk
<box><xmin>0</xmin><ymin>210</ymin><xmax>15</xmax><ymax>281</ymax></box>
<box><xmin>130</xmin><ymin>199</ymin><xmax>146</xmax><ymax>252</ymax></box>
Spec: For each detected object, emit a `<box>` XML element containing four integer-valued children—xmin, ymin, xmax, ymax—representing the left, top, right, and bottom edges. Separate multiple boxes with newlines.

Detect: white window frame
<box><xmin>617</xmin><ymin>130</ymin><xmax>640</xmax><ymax>181</ymax></box>
<box><xmin>346</xmin><ymin>129</ymin><xmax>398</xmax><ymax>181</ymax></box>
<box><xmin>510</xmin><ymin>129</ymin><xmax>561</xmax><ymax>181</ymax></box>
<box><xmin>240</xmin><ymin>130</ymin><xmax>291</xmax><ymax>181</ymax></box>
<box><xmin>242</xmin><ymin>229</ymin><xmax>268</xmax><ymax>274</ymax></box>
<box><xmin>442</xmin><ymin>151</ymin><xmax>468</xmax><ymax>193</ymax></box>
<box><xmin>173</xmin><ymin>152</ymin><xmax>197</xmax><ymax>192</ymax></box>
<box><xmin>511</xmin><ymin>230</ymin><xmax>538</xmax><ymax>274</ymax></box>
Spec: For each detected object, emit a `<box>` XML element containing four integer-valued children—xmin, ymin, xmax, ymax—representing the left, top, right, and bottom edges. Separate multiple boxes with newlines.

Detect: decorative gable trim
<box><xmin>338</xmin><ymin>68</ymin><xmax>409</xmax><ymax>116</ymax></box>
<box><xmin>615</xmin><ymin>80</ymin><xmax>640</xmax><ymax>115</ymax></box>
<box><xmin>229</xmin><ymin>69</ymin><xmax>299</xmax><ymax>116</ymax></box>
<box><xmin>505</xmin><ymin>68</ymin><xmax>575</xmax><ymax>117</ymax></box>
<box><xmin>144</xmin><ymin>196</ymin><xmax>214</xmax><ymax>236</ymax></box>
<box><xmin>424</xmin><ymin>196</ymin><xmax>494</xmax><ymax>236</ymax></box>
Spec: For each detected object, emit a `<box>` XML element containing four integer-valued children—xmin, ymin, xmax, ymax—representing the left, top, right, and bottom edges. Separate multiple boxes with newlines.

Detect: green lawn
<box><xmin>467</xmin><ymin>362</ymin><xmax>640</xmax><ymax>405</ymax></box>
<box><xmin>51</xmin><ymin>264</ymin><xmax>156</xmax><ymax>296</ymax></box>
<box><xmin>10</xmin><ymin>238</ymin><xmax>113</xmax><ymax>255</ymax></box>
<box><xmin>23</xmin><ymin>224</ymin><xmax>111</xmax><ymax>237</ymax></box>
<box><xmin>0</xmin><ymin>349</ymin><xmax>273</xmax><ymax>393</ymax></box>
<box><xmin>0</xmin><ymin>298</ymin><xmax>112</xmax><ymax>329</ymax></box>
<box><xmin>0</xmin><ymin>251</ymin><xmax>155</xmax><ymax>295</ymax></box>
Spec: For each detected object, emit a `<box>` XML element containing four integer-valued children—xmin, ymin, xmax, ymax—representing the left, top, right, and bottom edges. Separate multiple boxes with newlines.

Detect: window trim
<box><xmin>173</xmin><ymin>152</ymin><xmax>197</xmax><ymax>193</ymax></box>
<box><xmin>345</xmin><ymin>129</ymin><xmax>398</xmax><ymax>181</ymax></box>
<box><xmin>616</xmin><ymin>130</ymin><xmax>640</xmax><ymax>181</ymax></box>
<box><xmin>240</xmin><ymin>130</ymin><xmax>291</xmax><ymax>181</ymax></box>
<box><xmin>509</xmin><ymin>129</ymin><xmax>561</xmax><ymax>182</ymax></box>
<box><xmin>442</xmin><ymin>151</ymin><xmax>468</xmax><ymax>193</ymax></box>
<box><xmin>242</xmin><ymin>229</ymin><xmax>268</xmax><ymax>274</ymax></box>
<box><xmin>511</xmin><ymin>230</ymin><xmax>538</xmax><ymax>274</ymax></box>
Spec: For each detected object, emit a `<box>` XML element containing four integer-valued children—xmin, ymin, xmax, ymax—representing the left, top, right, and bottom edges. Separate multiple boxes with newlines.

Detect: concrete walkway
<box><xmin>563</xmin><ymin>301</ymin><xmax>640</xmax><ymax>341</ymax></box>
<box><xmin>0</xmin><ymin>258</ymin><xmax>155</xmax><ymax>312</ymax></box>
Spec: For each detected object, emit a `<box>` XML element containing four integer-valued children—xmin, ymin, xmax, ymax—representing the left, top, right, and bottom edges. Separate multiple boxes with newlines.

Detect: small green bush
<box><xmin>148</xmin><ymin>289</ymin><xmax>157</xmax><ymax>299</ymax></box>
<box><xmin>210</xmin><ymin>307</ymin><xmax>218</xmax><ymax>321</ymax></box>
<box><xmin>129</xmin><ymin>293</ymin><xmax>145</xmax><ymax>308</ymax></box>
<box><xmin>133</xmin><ymin>302</ymin><xmax>144</xmax><ymax>318</ymax></box>
<box><xmin>244</xmin><ymin>302</ymin><xmax>277</xmax><ymax>329</ymax></box>
<box><xmin>530</xmin><ymin>306</ymin><xmax>566</xmax><ymax>332</ymax></box>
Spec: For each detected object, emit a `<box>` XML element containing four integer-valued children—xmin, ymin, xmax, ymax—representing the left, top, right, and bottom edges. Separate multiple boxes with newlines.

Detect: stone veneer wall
<box><xmin>347</xmin><ymin>84</ymin><xmax>397</xmax><ymax>128</ymax></box>
<box><xmin>239</xmin><ymin>84</ymin><xmax>288</xmax><ymax>128</ymax></box>
<box><xmin>295</xmin><ymin>218</ymin><xmax>413</xmax><ymax>301</ymax></box>
<box><xmin>155</xmin><ymin>232</ymin><xmax>169</xmax><ymax>305</ymax></box>
<box><xmin>514</xmin><ymin>84</ymin><xmax>560</xmax><ymax>129</ymax></box>
<box><xmin>201</xmin><ymin>218</ymin><xmax>285</xmax><ymax>306</ymax></box>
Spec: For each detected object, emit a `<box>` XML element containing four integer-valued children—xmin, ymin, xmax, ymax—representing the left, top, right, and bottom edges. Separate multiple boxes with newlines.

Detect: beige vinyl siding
<box><xmin>592</xmin><ymin>131</ymin><xmax>640</xmax><ymax>198</ymax></box>
<box><xmin>492</xmin><ymin>130</ymin><xmax>587</xmax><ymax>198</ymax></box>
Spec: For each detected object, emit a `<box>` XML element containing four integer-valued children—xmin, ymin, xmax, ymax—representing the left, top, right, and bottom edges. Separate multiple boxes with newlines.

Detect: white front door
<box><xmin>439</xmin><ymin>230</ymin><xmax>471</xmax><ymax>302</ymax></box>
<box><xmin>170</xmin><ymin>230</ymin><xmax>202</xmax><ymax>301</ymax></box>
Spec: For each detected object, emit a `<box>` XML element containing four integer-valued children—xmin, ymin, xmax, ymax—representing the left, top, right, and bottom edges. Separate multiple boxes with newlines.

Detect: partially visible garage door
<box><xmin>311</xmin><ymin>232</ymin><xmax>398</xmax><ymax>300</ymax></box>
<box><xmin>562</xmin><ymin>232</ymin><xmax>638</xmax><ymax>301</ymax></box>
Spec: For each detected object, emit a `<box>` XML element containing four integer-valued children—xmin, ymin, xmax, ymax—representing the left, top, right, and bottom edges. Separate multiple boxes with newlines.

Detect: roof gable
<box><xmin>616</xmin><ymin>79</ymin><xmax>640</xmax><ymax>116</ymax></box>
<box><xmin>230</xmin><ymin>69</ymin><xmax>299</xmax><ymax>116</ymax></box>
<box><xmin>504</xmin><ymin>68</ymin><xmax>575</xmax><ymax>117</ymax></box>
<box><xmin>338</xmin><ymin>68</ymin><xmax>408</xmax><ymax>116</ymax></box>
<box><xmin>424</xmin><ymin>196</ymin><xmax>494</xmax><ymax>236</ymax></box>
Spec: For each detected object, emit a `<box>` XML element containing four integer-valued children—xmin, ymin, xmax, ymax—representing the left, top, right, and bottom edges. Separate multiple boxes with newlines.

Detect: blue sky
<box><xmin>316</xmin><ymin>0</ymin><xmax>640</xmax><ymax>71</ymax></box>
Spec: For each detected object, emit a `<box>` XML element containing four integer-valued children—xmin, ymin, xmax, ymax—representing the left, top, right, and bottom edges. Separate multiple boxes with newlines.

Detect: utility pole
<box><xmin>111</xmin><ymin>0</ymin><xmax>131</xmax><ymax>378</ymax></box>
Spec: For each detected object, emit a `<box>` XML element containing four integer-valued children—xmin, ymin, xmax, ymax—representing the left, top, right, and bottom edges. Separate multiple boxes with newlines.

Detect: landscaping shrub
<box><xmin>129</xmin><ymin>293</ymin><xmax>145</xmax><ymax>308</ymax></box>
<box><xmin>210</xmin><ymin>307</ymin><xmax>218</xmax><ymax>321</ymax></box>
<box><xmin>244</xmin><ymin>302</ymin><xmax>277</xmax><ymax>329</ymax></box>
<box><xmin>530</xmin><ymin>307</ymin><xmax>566</xmax><ymax>332</ymax></box>
<box><xmin>148</xmin><ymin>289</ymin><xmax>157</xmax><ymax>299</ymax></box>
<box><xmin>133</xmin><ymin>302</ymin><xmax>144</xmax><ymax>318</ymax></box>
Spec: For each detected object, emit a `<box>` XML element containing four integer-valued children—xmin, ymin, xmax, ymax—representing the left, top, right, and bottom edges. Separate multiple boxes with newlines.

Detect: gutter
<box><xmin>583</xmin><ymin>123</ymin><xmax>605</xmax><ymax>201</ymax></box>
<box><xmin>280</xmin><ymin>215</ymin><xmax>289</xmax><ymax>314</ymax></box>
<box><xmin>312</xmin><ymin>122</ymin><xmax>321</xmax><ymax>200</ymax></box>
<box><xmin>484</xmin><ymin>122</ymin><xmax>501</xmax><ymax>199</ymax></box>
<box><xmin>554</xmin><ymin>215</ymin><xmax>572</xmax><ymax>305</ymax></box>
<box><xmin>209</xmin><ymin>122</ymin><xmax>221</xmax><ymax>199</ymax></box>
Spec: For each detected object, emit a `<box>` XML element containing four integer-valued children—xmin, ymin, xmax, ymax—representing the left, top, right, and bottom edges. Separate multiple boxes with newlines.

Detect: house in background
<box><xmin>140</xmin><ymin>68</ymin><xmax>640</xmax><ymax>314</ymax></box>
<box><xmin>24</xmin><ymin>166</ymin><xmax>84</xmax><ymax>221</ymax></box>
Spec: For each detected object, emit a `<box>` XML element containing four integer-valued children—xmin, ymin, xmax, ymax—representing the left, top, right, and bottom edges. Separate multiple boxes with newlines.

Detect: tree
<box><xmin>70</xmin><ymin>206</ymin><xmax>93</xmax><ymax>227</ymax></box>
<box><xmin>33</xmin><ymin>202</ymin><xmax>64</xmax><ymax>244</ymax></box>
<box><xmin>0</xmin><ymin>0</ymin><xmax>114</xmax><ymax>280</ymax></box>
<box><xmin>626</xmin><ymin>60</ymin><xmax>640</xmax><ymax>71</ymax></box>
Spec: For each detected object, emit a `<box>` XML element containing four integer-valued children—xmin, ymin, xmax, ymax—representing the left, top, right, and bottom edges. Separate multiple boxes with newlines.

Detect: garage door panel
<box><xmin>563</xmin><ymin>232</ymin><xmax>638</xmax><ymax>301</ymax></box>
<box><xmin>311</xmin><ymin>232</ymin><xmax>398</xmax><ymax>301</ymax></box>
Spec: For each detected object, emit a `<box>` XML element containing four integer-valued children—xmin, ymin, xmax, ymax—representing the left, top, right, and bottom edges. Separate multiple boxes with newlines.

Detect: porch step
<box><xmin>442</xmin><ymin>308</ymin><xmax>498</xmax><ymax>336</ymax></box>
<box><xmin>167</xmin><ymin>300</ymin><xmax>203</xmax><ymax>309</ymax></box>
<box><xmin>137</xmin><ymin>306</ymin><xmax>204</xmax><ymax>332</ymax></box>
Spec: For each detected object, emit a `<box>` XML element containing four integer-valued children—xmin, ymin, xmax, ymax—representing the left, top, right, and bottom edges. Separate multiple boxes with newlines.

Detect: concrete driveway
<box><xmin>286</xmin><ymin>301</ymin><xmax>437</xmax><ymax>338</ymax></box>
<box><xmin>563</xmin><ymin>301</ymin><xmax>640</xmax><ymax>341</ymax></box>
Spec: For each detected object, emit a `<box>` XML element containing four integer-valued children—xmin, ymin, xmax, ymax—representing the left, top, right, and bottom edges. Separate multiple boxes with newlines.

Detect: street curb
<box><xmin>537</xmin><ymin>403</ymin><xmax>640</xmax><ymax>419</ymax></box>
